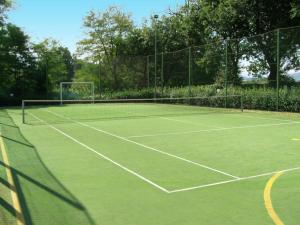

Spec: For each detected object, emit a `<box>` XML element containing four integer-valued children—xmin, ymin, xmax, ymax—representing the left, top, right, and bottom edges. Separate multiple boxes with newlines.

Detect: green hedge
<box><xmin>98</xmin><ymin>85</ymin><xmax>300</xmax><ymax>112</ymax></box>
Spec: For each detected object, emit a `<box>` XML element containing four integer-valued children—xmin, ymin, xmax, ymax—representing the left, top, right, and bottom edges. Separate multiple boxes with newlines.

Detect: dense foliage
<box><xmin>0</xmin><ymin>1</ymin><xmax>74</xmax><ymax>104</ymax></box>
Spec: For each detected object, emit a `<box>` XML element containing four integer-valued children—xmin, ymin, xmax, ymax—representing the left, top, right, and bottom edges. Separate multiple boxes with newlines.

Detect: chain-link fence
<box><xmin>102</xmin><ymin>26</ymin><xmax>300</xmax><ymax>112</ymax></box>
<box><xmin>1</xmin><ymin>26</ymin><xmax>299</xmax><ymax>111</ymax></box>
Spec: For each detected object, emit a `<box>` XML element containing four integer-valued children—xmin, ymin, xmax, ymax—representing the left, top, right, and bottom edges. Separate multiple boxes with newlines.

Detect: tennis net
<box><xmin>22</xmin><ymin>95</ymin><xmax>243</xmax><ymax>124</ymax></box>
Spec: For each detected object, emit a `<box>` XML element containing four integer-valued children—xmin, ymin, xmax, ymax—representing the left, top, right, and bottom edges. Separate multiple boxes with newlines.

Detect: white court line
<box><xmin>43</xmin><ymin>109</ymin><xmax>240</xmax><ymax>179</ymax></box>
<box><xmin>28</xmin><ymin>112</ymin><xmax>170</xmax><ymax>193</ymax></box>
<box><xmin>105</xmin><ymin>105</ymin><xmax>223</xmax><ymax>129</ymax></box>
<box><xmin>169</xmin><ymin>166</ymin><xmax>300</xmax><ymax>193</ymax></box>
<box><xmin>226</xmin><ymin>113</ymin><xmax>299</xmax><ymax>123</ymax></box>
<box><xmin>25</xmin><ymin>113</ymin><xmax>300</xmax><ymax>195</ymax></box>
<box><xmin>127</xmin><ymin>121</ymin><xmax>300</xmax><ymax>138</ymax></box>
<box><xmin>159</xmin><ymin>117</ymin><xmax>225</xmax><ymax>129</ymax></box>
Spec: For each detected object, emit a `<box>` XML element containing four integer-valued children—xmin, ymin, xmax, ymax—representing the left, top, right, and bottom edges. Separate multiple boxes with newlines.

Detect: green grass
<box><xmin>1</xmin><ymin>103</ymin><xmax>300</xmax><ymax>225</ymax></box>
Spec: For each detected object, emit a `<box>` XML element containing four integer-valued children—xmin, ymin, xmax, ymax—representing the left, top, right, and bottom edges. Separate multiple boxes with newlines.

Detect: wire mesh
<box><xmin>2</xmin><ymin>26</ymin><xmax>299</xmax><ymax>112</ymax></box>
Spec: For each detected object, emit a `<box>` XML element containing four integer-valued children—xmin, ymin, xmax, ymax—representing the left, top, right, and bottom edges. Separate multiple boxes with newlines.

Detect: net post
<box><xmin>276</xmin><ymin>28</ymin><xmax>280</xmax><ymax>111</ymax></box>
<box><xmin>188</xmin><ymin>47</ymin><xmax>192</xmax><ymax>97</ymax></box>
<box><xmin>22</xmin><ymin>100</ymin><xmax>25</xmax><ymax>124</ymax></box>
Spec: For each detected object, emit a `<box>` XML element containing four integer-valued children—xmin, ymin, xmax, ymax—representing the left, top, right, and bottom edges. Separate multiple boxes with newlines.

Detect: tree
<box><xmin>77</xmin><ymin>6</ymin><xmax>134</xmax><ymax>90</ymax></box>
<box><xmin>0</xmin><ymin>1</ymin><xmax>43</xmax><ymax>103</ymax></box>
<box><xmin>0</xmin><ymin>23</ymin><xmax>39</xmax><ymax>101</ymax></box>
<box><xmin>193</xmin><ymin>0</ymin><xmax>300</xmax><ymax>85</ymax></box>
<box><xmin>0</xmin><ymin>0</ymin><xmax>76</xmax><ymax>103</ymax></box>
<box><xmin>33</xmin><ymin>39</ymin><xmax>74</xmax><ymax>98</ymax></box>
<box><xmin>245</xmin><ymin>0</ymin><xmax>300</xmax><ymax>83</ymax></box>
<box><xmin>0</xmin><ymin>0</ymin><xmax>11</xmax><ymax>25</ymax></box>
<box><xmin>198</xmin><ymin>0</ymin><xmax>253</xmax><ymax>85</ymax></box>
<box><xmin>291</xmin><ymin>1</ymin><xmax>300</xmax><ymax>18</ymax></box>
<box><xmin>74</xmin><ymin>59</ymin><xmax>100</xmax><ymax>92</ymax></box>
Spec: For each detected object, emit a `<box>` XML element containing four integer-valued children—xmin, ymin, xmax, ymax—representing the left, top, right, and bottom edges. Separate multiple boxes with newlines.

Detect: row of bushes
<box><xmin>2</xmin><ymin>85</ymin><xmax>299</xmax><ymax>112</ymax></box>
<box><xmin>97</xmin><ymin>85</ymin><xmax>300</xmax><ymax>112</ymax></box>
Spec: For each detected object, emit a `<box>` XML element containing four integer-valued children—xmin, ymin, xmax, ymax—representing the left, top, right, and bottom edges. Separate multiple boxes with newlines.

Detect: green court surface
<box><xmin>1</xmin><ymin>103</ymin><xmax>300</xmax><ymax>225</ymax></box>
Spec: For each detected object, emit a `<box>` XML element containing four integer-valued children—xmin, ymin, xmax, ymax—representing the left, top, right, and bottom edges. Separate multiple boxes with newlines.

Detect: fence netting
<box><xmin>1</xmin><ymin>26</ymin><xmax>299</xmax><ymax>112</ymax></box>
<box><xmin>100</xmin><ymin>26</ymin><xmax>300</xmax><ymax>112</ymax></box>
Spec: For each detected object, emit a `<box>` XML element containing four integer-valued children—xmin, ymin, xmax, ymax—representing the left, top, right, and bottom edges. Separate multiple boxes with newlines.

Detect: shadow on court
<box><xmin>1</xmin><ymin>135</ymin><xmax>34</xmax><ymax>148</ymax></box>
<box><xmin>0</xmin><ymin>122</ymin><xmax>18</xmax><ymax>128</ymax></box>
<box><xmin>0</xmin><ymin>109</ymin><xmax>96</xmax><ymax>225</ymax></box>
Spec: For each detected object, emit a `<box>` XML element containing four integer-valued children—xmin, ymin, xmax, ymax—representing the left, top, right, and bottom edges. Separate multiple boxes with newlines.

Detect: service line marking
<box><xmin>0</xmin><ymin>135</ymin><xmax>26</xmax><ymax>225</ymax></box>
<box><xmin>169</xmin><ymin>166</ymin><xmax>300</xmax><ymax>193</ymax></box>
<box><xmin>28</xmin><ymin>113</ymin><xmax>170</xmax><ymax>193</ymax></box>
<box><xmin>264</xmin><ymin>172</ymin><xmax>284</xmax><ymax>225</ymax></box>
<box><xmin>127</xmin><ymin>121</ymin><xmax>300</xmax><ymax>138</ymax></box>
<box><xmin>226</xmin><ymin>113</ymin><xmax>299</xmax><ymax>123</ymax></box>
<box><xmin>27</xmin><ymin>110</ymin><xmax>300</xmax><ymax>195</ymax></box>
<box><xmin>43</xmin><ymin>109</ymin><xmax>239</xmax><ymax>179</ymax></box>
<box><xmin>159</xmin><ymin>117</ymin><xmax>225</xmax><ymax>129</ymax></box>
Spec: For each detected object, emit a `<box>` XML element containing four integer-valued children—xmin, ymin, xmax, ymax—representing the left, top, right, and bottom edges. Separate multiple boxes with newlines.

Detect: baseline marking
<box><xmin>0</xmin><ymin>135</ymin><xmax>26</xmax><ymax>225</ymax></box>
<box><xmin>127</xmin><ymin>121</ymin><xmax>300</xmax><ymax>138</ymax></box>
<box><xmin>264</xmin><ymin>172</ymin><xmax>284</xmax><ymax>225</ymax></box>
<box><xmin>159</xmin><ymin>117</ymin><xmax>224</xmax><ymax>129</ymax></box>
<box><xmin>226</xmin><ymin>113</ymin><xmax>298</xmax><ymax>123</ymax></box>
<box><xmin>28</xmin><ymin>113</ymin><xmax>169</xmax><ymax>193</ymax></box>
<box><xmin>44</xmin><ymin>109</ymin><xmax>239</xmax><ymax>179</ymax></box>
<box><xmin>32</xmin><ymin>110</ymin><xmax>300</xmax><ymax>194</ymax></box>
<box><xmin>291</xmin><ymin>138</ymin><xmax>300</xmax><ymax>141</ymax></box>
<box><xmin>169</xmin><ymin>166</ymin><xmax>300</xmax><ymax>193</ymax></box>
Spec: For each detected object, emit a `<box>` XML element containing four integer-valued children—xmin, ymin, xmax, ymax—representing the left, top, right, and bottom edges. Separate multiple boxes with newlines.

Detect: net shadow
<box><xmin>0</xmin><ymin>109</ymin><xmax>97</xmax><ymax>225</ymax></box>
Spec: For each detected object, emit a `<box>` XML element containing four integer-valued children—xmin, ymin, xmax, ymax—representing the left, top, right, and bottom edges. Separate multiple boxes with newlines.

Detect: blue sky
<box><xmin>8</xmin><ymin>0</ymin><xmax>185</xmax><ymax>53</ymax></box>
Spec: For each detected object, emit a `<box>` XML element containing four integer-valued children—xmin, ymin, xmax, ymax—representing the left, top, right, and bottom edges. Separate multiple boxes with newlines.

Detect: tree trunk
<box><xmin>256</xmin><ymin>35</ymin><xmax>277</xmax><ymax>87</ymax></box>
<box><xmin>261</xmin><ymin>45</ymin><xmax>277</xmax><ymax>86</ymax></box>
<box><xmin>227</xmin><ymin>41</ymin><xmax>241</xmax><ymax>85</ymax></box>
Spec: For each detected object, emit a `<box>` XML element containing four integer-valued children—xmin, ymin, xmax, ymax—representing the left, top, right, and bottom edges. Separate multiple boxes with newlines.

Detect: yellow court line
<box><xmin>0</xmin><ymin>136</ymin><xmax>26</xmax><ymax>225</ymax></box>
<box><xmin>264</xmin><ymin>172</ymin><xmax>284</xmax><ymax>225</ymax></box>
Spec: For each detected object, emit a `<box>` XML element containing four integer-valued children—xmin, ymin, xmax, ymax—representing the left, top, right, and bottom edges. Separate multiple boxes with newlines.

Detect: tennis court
<box><xmin>1</xmin><ymin>98</ymin><xmax>300</xmax><ymax>225</ymax></box>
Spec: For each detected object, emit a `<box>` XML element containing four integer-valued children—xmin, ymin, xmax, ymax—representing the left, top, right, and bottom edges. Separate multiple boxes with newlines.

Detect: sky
<box><xmin>8</xmin><ymin>0</ymin><xmax>185</xmax><ymax>53</ymax></box>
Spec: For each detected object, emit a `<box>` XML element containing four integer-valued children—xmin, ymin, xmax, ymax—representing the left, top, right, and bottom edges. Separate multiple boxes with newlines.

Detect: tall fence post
<box><xmin>188</xmin><ymin>47</ymin><xmax>192</xmax><ymax>97</ymax></box>
<box><xmin>98</xmin><ymin>60</ymin><xmax>101</xmax><ymax>97</ymax></box>
<box><xmin>154</xmin><ymin>53</ymin><xmax>157</xmax><ymax>98</ymax></box>
<box><xmin>276</xmin><ymin>28</ymin><xmax>280</xmax><ymax>111</ymax></box>
<box><xmin>241</xmin><ymin>95</ymin><xmax>244</xmax><ymax>112</ymax></box>
<box><xmin>161</xmin><ymin>52</ymin><xmax>164</xmax><ymax>97</ymax></box>
<box><xmin>147</xmin><ymin>56</ymin><xmax>150</xmax><ymax>88</ymax></box>
<box><xmin>45</xmin><ymin>58</ymin><xmax>48</xmax><ymax>99</ymax></box>
<box><xmin>60</xmin><ymin>82</ymin><xmax>63</xmax><ymax>105</ymax></box>
<box><xmin>225</xmin><ymin>39</ymin><xmax>228</xmax><ymax>108</ymax></box>
<box><xmin>154</xmin><ymin>22</ymin><xmax>158</xmax><ymax>99</ymax></box>
<box><xmin>92</xmin><ymin>82</ymin><xmax>95</xmax><ymax>104</ymax></box>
